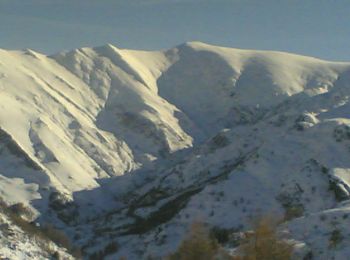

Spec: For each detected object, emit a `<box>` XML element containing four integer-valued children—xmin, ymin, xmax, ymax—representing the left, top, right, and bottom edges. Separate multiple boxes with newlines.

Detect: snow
<box><xmin>0</xmin><ymin>210</ymin><xmax>73</xmax><ymax>259</ymax></box>
<box><xmin>0</xmin><ymin>176</ymin><xmax>40</xmax><ymax>206</ymax></box>
<box><xmin>1</xmin><ymin>41</ymin><xmax>350</xmax><ymax>258</ymax></box>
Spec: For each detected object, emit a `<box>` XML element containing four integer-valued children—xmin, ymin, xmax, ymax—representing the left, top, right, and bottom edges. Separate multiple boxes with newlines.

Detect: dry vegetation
<box><xmin>234</xmin><ymin>217</ymin><xmax>294</xmax><ymax>260</ymax></box>
<box><xmin>166</xmin><ymin>222</ymin><xmax>220</xmax><ymax>260</ymax></box>
<box><xmin>0</xmin><ymin>197</ymin><xmax>81</xmax><ymax>259</ymax></box>
<box><xmin>168</xmin><ymin>216</ymin><xmax>294</xmax><ymax>260</ymax></box>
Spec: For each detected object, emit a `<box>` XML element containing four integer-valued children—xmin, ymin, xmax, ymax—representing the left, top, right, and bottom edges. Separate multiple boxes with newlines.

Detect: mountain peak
<box><xmin>2</xmin><ymin>42</ymin><xmax>350</xmax><ymax>259</ymax></box>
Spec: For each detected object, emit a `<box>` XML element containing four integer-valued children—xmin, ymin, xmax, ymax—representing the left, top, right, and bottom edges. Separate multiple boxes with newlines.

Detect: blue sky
<box><xmin>0</xmin><ymin>0</ymin><xmax>349</xmax><ymax>61</ymax></box>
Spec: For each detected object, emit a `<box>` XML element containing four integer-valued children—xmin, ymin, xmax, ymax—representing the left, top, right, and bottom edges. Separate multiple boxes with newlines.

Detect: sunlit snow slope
<box><xmin>1</xmin><ymin>42</ymin><xmax>349</xmax><ymax>204</ymax></box>
<box><xmin>2</xmin><ymin>42</ymin><xmax>350</xmax><ymax>258</ymax></box>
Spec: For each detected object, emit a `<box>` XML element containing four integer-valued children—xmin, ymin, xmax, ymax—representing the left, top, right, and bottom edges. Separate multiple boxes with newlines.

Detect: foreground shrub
<box><xmin>167</xmin><ymin>222</ymin><xmax>219</xmax><ymax>260</ymax></box>
<box><xmin>8</xmin><ymin>203</ymin><xmax>34</xmax><ymax>220</ymax></box>
<box><xmin>236</xmin><ymin>217</ymin><xmax>294</xmax><ymax>260</ymax></box>
<box><xmin>168</xmin><ymin>216</ymin><xmax>294</xmax><ymax>260</ymax></box>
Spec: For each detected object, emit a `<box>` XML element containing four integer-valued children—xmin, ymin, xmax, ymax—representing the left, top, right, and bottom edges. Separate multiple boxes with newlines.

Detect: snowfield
<box><xmin>1</xmin><ymin>42</ymin><xmax>350</xmax><ymax>259</ymax></box>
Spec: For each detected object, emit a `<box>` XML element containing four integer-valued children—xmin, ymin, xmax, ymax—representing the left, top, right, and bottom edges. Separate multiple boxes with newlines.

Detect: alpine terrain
<box><xmin>1</xmin><ymin>41</ymin><xmax>350</xmax><ymax>259</ymax></box>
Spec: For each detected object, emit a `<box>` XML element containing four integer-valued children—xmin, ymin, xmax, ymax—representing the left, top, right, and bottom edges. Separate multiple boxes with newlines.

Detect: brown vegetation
<box><xmin>234</xmin><ymin>217</ymin><xmax>294</xmax><ymax>260</ymax></box>
<box><xmin>168</xmin><ymin>216</ymin><xmax>294</xmax><ymax>260</ymax></box>
<box><xmin>0</xmin><ymin>197</ymin><xmax>81</xmax><ymax>258</ymax></box>
<box><xmin>167</xmin><ymin>222</ymin><xmax>219</xmax><ymax>260</ymax></box>
<box><xmin>8</xmin><ymin>203</ymin><xmax>34</xmax><ymax>220</ymax></box>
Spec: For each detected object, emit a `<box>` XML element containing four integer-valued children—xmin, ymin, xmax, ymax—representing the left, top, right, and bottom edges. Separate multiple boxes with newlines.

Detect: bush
<box><xmin>8</xmin><ymin>203</ymin><xmax>34</xmax><ymax>220</ymax></box>
<box><xmin>0</xmin><ymin>197</ymin><xmax>80</xmax><ymax>258</ymax></box>
<box><xmin>167</xmin><ymin>222</ymin><xmax>219</xmax><ymax>260</ymax></box>
<box><xmin>236</xmin><ymin>216</ymin><xmax>294</xmax><ymax>260</ymax></box>
<box><xmin>41</xmin><ymin>224</ymin><xmax>72</xmax><ymax>250</ymax></box>
<box><xmin>167</xmin><ymin>215</ymin><xmax>294</xmax><ymax>260</ymax></box>
<box><xmin>210</xmin><ymin>226</ymin><xmax>232</xmax><ymax>244</ymax></box>
<box><xmin>329</xmin><ymin>229</ymin><xmax>343</xmax><ymax>249</ymax></box>
<box><xmin>277</xmin><ymin>192</ymin><xmax>305</xmax><ymax>221</ymax></box>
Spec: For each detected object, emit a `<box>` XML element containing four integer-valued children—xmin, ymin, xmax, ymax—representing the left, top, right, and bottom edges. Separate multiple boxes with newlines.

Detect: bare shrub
<box><xmin>167</xmin><ymin>222</ymin><xmax>219</xmax><ymax>260</ymax></box>
<box><xmin>236</xmin><ymin>216</ymin><xmax>294</xmax><ymax>260</ymax></box>
<box><xmin>8</xmin><ymin>203</ymin><xmax>34</xmax><ymax>220</ymax></box>
<box><xmin>41</xmin><ymin>224</ymin><xmax>72</xmax><ymax>250</ymax></box>
<box><xmin>0</xmin><ymin>197</ymin><xmax>80</xmax><ymax>258</ymax></box>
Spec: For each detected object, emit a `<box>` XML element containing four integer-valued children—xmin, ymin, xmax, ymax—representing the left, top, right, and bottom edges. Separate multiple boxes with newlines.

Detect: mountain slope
<box><xmin>1</xmin><ymin>42</ymin><xmax>350</xmax><ymax>259</ymax></box>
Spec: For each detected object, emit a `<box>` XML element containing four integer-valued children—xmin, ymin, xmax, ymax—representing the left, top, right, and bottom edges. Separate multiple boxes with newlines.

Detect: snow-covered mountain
<box><xmin>1</xmin><ymin>42</ymin><xmax>350</xmax><ymax>259</ymax></box>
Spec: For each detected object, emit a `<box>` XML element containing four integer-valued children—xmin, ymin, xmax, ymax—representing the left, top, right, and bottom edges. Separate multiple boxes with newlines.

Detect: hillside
<box><xmin>1</xmin><ymin>42</ymin><xmax>350</xmax><ymax>259</ymax></box>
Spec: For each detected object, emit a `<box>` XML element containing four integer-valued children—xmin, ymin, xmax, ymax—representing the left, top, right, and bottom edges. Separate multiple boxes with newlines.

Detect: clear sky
<box><xmin>0</xmin><ymin>0</ymin><xmax>349</xmax><ymax>61</ymax></box>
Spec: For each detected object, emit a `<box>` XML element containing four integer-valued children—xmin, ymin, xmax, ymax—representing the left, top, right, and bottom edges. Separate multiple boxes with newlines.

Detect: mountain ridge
<box><xmin>1</xmin><ymin>42</ymin><xmax>350</xmax><ymax>259</ymax></box>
